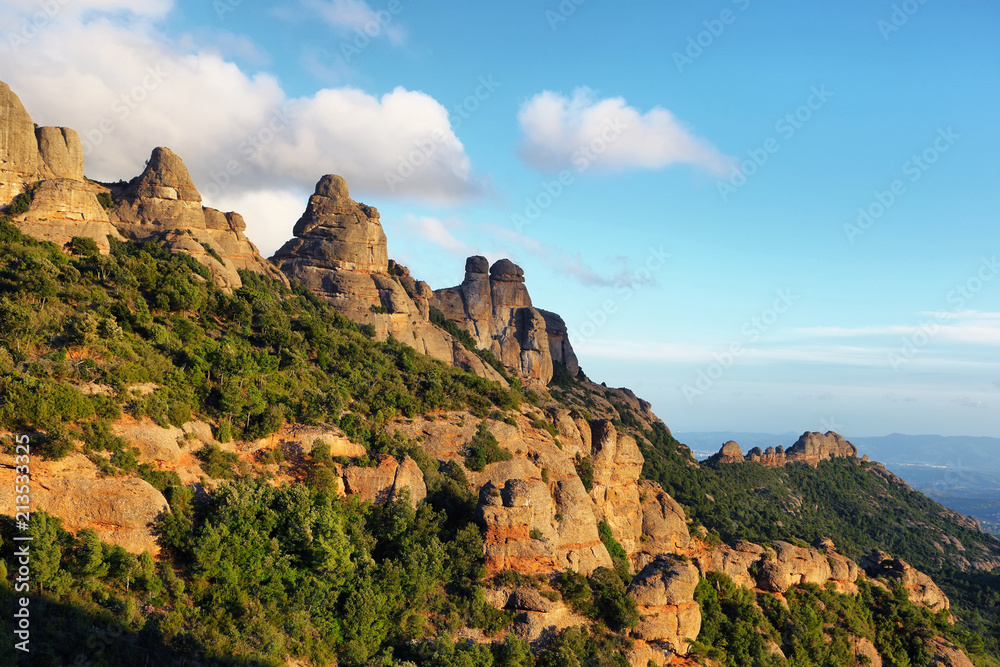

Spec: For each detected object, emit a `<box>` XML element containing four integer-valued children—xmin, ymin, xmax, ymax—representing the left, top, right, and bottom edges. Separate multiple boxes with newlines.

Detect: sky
<box><xmin>2</xmin><ymin>0</ymin><xmax>998</xmax><ymax>437</ymax></box>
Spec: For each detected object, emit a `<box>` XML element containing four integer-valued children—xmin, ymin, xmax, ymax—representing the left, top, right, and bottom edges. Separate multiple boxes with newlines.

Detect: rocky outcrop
<box><xmin>341</xmin><ymin>455</ymin><xmax>427</xmax><ymax>507</ymax></box>
<box><xmin>1</xmin><ymin>81</ymin><xmax>122</xmax><ymax>252</ymax></box>
<box><xmin>590</xmin><ymin>420</ymin><xmax>645</xmax><ymax>556</ymax></box>
<box><xmin>786</xmin><ymin>431</ymin><xmax>858</xmax><ymax>463</ymax></box>
<box><xmin>716</xmin><ymin>431</ymin><xmax>858</xmax><ymax>467</ymax></box>
<box><xmin>758</xmin><ymin>540</ymin><xmax>859</xmax><ymax>595</ymax></box>
<box><xmin>637</xmin><ymin>481</ymin><xmax>691</xmax><ymax>566</ymax></box>
<box><xmin>110</xmin><ymin>147</ymin><xmax>286</xmax><ymax>289</ymax></box>
<box><xmin>431</xmin><ymin>256</ymin><xmax>576</xmax><ymax>387</ymax></box>
<box><xmin>710</xmin><ymin>440</ymin><xmax>744</xmax><ymax>464</ymax></box>
<box><xmin>1</xmin><ymin>81</ymin><xmax>51</xmax><ymax>202</ymax></box>
<box><xmin>690</xmin><ymin>537</ymin><xmax>860</xmax><ymax>595</ymax></box>
<box><xmin>540</xmin><ymin>309</ymin><xmax>580</xmax><ymax>377</ymax></box>
<box><xmin>16</xmin><ymin>178</ymin><xmax>124</xmax><ymax>253</ymax></box>
<box><xmin>0</xmin><ymin>451</ymin><xmax>167</xmax><ymax>555</ymax></box>
<box><xmin>628</xmin><ymin>558</ymin><xmax>702</xmax><ymax>655</ymax></box>
<box><xmin>272</xmin><ymin>176</ymin><xmax>504</xmax><ymax>383</ymax></box>
<box><xmin>928</xmin><ymin>638</ymin><xmax>974</xmax><ymax>667</ymax></box>
<box><xmin>861</xmin><ymin>550</ymin><xmax>950</xmax><ymax>612</ymax></box>
<box><xmin>3</xmin><ymin>82</ymin><xmax>282</xmax><ymax>278</ymax></box>
<box><xmin>853</xmin><ymin>637</ymin><xmax>883</xmax><ymax>667</ymax></box>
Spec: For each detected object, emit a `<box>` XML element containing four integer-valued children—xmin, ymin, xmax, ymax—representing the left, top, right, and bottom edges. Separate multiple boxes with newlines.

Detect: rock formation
<box><xmin>110</xmin><ymin>146</ymin><xmax>287</xmax><ymax>289</ymax></box>
<box><xmin>272</xmin><ymin>175</ymin><xmax>541</xmax><ymax>384</ymax></box>
<box><xmin>861</xmin><ymin>550</ymin><xmax>951</xmax><ymax>612</ymax></box>
<box><xmin>2</xmin><ymin>81</ymin><xmax>284</xmax><ymax>285</ymax></box>
<box><xmin>1</xmin><ymin>81</ymin><xmax>122</xmax><ymax>252</ymax></box>
<box><xmin>628</xmin><ymin>558</ymin><xmax>702</xmax><ymax>655</ymax></box>
<box><xmin>689</xmin><ymin>537</ymin><xmax>860</xmax><ymax>596</ymax></box>
<box><xmin>717</xmin><ymin>431</ymin><xmax>859</xmax><ymax>467</ymax></box>
<box><xmin>710</xmin><ymin>440</ymin><xmax>744</xmax><ymax>464</ymax></box>
<box><xmin>0</xmin><ymin>450</ymin><xmax>167</xmax><ymax>555</ymax></box>
<box><xmin>431</xmin><ymin>255</ymin><xmax>581</xmax><ymax>386</ymax></box>
<box><xmin>341</xmin><ymin>455</ymin><xmax>427</xmax><ymax>507</ymax></box>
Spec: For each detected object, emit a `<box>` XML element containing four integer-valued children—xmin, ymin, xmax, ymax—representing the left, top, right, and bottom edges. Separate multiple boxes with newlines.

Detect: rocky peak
<box><xmin>431</xmin><ymin>256</ymin><xmax>583</xmax><ymax>387</ymax></box>
<box><xmin>124</xmin><ymin>146</ymin><xmax>202</xmax><ymax>203</ymax></box>
<box><xmin>36</xmin><ymin>126</ymin><xmax>85</xmax><ymax>181</ymax></box>
<box><xmin>710</xmin><ymin>440</ymin><xmax>745</xmax><ymax>464</ymax></box>
<box><xmin>110</xmin><ymin>146</ymin><xmax>286</xmax><ymax>289</ymax></box>
<box><xmin>272</xmin><ymin>176</ymin><xmax>505</xmax><ymax>384</ymax></box>
<box><xmin>787</xmin><ymin>431</ymin><xmax>858</xmax><ymax>462</ymax></box>
<box><xmin>280</xmin><ymin>173</ymin><xmax>387</xmax><ymax>273</ymax></box>
<box><xmin>1</xmin><ymin>80</ymin><xmax>121</xmax><ymax>252</ymax></box>
<box><xmin>728</xmin><ymin>431</ymin><xmax>859</xmax><ymax>467</ymax></box>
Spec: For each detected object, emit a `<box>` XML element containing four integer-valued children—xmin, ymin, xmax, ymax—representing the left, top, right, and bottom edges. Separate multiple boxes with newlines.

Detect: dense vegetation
<box><xmin>637</xmin><ymin>422</ymin><xmax>1000</xmax><ymax>659</ymax></box>
<box><xmin>1</xmin><ymin>222</ymin><xmax>997</xmax><ymax>665</ymax></box>
<box><xmin>690</xmin><ymin>571</ymin><xmax>995</xmax><ymax>667</ymax></box>
<box><xmin>0</xmin><ymin>219</ymin><xmax>521</xmax><ymax>459</ymax></box>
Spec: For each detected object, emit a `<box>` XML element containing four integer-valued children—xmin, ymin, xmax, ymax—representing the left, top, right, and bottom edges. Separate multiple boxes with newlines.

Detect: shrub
<box><xmin>39</xmin><ymin>424</ymin><xmax>74</xmax><ymax>460</ymax></box>
<box><xmin>96</xmin><ymin>192</ymin><xmax>114</xmax><ymax>210</ymax></box>
<box><xmin>8</xmin><ymin>191</ymin><xmax>32</xmax><ymax>215</ymax></box>
<box><xmin>574</xmin><ymin>453</ymin><xmax>595</xmax><ymax>492</ymax></box>
<box><xmin>68</xmin><ymin>236</ymin><xmax>101</xmax><ymax>256</ymax></box>
<box><xmin>197</xmin><ymin>443</ymin><xmax>239</xmax><ymax>479</ymax></box>
<box><xmin>464</xmin><ymin>422</ymin><xmax>512</xmax><ymax>472</ymax></box>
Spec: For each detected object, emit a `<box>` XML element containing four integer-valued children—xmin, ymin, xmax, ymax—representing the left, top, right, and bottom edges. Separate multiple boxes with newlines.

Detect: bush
<box><xmin>197</xmin><ymin>443</ymin><xmax>239</xmax><ymax>479</ymax></box>
<box><xmin>574</xmin><ymin>453</ymin><xmax>594</xmax><ymax>492</ymax></box>
<box><xmin>68</xmin><ymin>236</ymin><xmax>101</xmax><ymax>256</ymax></box>
<box><xmin>39</xmin><ymin>424</ymin><xmax>74</xmax><ymax>459</ymax></box>
<box><xmin>589</xmin><ymin>566</ymin><xmax>640</xmax><ymax>630</ymax></box>
<box><xmin>465</xmin><ymin>422</ymin><xmax>512</xmax><ymax>472</ymax></box>
<box><xmin>8</xmin><ymin>191</ymin><xmax>32</xmax><ymax>215</ymax></box>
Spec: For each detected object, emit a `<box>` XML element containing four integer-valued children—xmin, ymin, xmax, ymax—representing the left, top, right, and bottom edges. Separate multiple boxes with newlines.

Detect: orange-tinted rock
<box><xmin>0</xmin><ymin>451</ymin><xmax>167</xmax><ymax>555</ymax></box>
<box><xmin>628</xmin><ymin>558</ymin><xmax>702</xmax><ymax>655</ymax></box>
<box><xmin>861</xmin><ymin>550</ymin><xmax>950</xmax><ymax>612</ymax></box>
<box><xmin>341</xmin><ymin>455</ymin><xmax>426</xmax><ymax>507</ymax></box>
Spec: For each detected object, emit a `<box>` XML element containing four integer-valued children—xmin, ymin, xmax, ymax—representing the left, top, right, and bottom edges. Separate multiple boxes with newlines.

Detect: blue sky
<box><xmin>2</xmin><ymin>0</ymin><xmax>997</xmax><ymax>437</ymax></box>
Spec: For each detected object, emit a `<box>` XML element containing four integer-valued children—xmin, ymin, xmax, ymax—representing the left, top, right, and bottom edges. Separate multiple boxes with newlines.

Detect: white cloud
<box><xmin>210</xmin><ymin>188</ymin><xmax>310</xmax><ymax>258</ymax></box>
<box><xmin>787</xmin><ymin>311</ymin><xmax>1000</xmax><ymax>346</ymax></box>
<box><xmin>0</xmin><ymin>1</ymin><xmax>481</xmax><ymax>250</ymax></box>
<box><xmin>395</xmin><ymin>214</ymin><xmax>476</xmax><ymax>257</ymax></box>
<box><xmin>517</xmin><ymin>87</ymin><xmax>734</xmax><ymax>174</ymax></box>
<box><xmin>303</xmin><ymin>0</ymin><xmax>406</xmax><ymax>45</ymax></box>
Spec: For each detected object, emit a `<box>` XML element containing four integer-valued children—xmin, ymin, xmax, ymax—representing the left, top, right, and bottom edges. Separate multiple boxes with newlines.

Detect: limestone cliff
<box><xmin>271</xmin><ymin>175</ymin><xmax>506</xmax><ymax>384</ymax></box>
<box><xmin>717</xmin><ymin>430</ymin><xmax>859</xmax><ymax>467</ymax></box>
<box><xmin>1</xmin><ymin>81</ymin><xmax>122</xmax><ymax>252</ymax></box>
<box><xmin>431</xmin><ymin>255</ymin><xmax>582</xmax><ymax>386</ymax></box>
<box><xmin>109</xmin><ymin>147</ymin><xmax>287</xmax><ymax>290</ymax></box>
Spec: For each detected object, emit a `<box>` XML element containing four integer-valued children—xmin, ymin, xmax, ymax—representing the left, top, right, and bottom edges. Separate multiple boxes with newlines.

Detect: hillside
<box><xmin>1</xmin><ymin>79</ymin><xmax>998</xmax><ymax>667</ymax></box>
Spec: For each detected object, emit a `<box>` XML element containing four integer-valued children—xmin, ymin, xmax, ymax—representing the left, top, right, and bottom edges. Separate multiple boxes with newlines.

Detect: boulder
<box><xmin>638</xmin><ymin>481</ymin><xmax>690</xmax><ymax>562</ymax></box>
<box><xmin>853</xmin><ymin>637</ymin><xmax>883</xmax><ymax>667</ymax></box>
<box><xmin>627</xmin><ymin>558</ymin><xmax>702</xmax><ymax>655</ymax></box>
<box><xmin>861</xmin><ymin>550</ymin><xmax>950</xmax><ymax>612</ymax></box>
<box><xmin>711</xmin><ymin>440</ymin><xmax>744</xmax><ymax>463</ymax></box>
<box><xmin>341</xmin><ymin>455</ymin><xmax>426</xmax><ymax>507</ymax></box>
<box><xmin>928</xmin><ymin>638</ymin><xmax>974</xmax><ymax>667</ymax></box>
